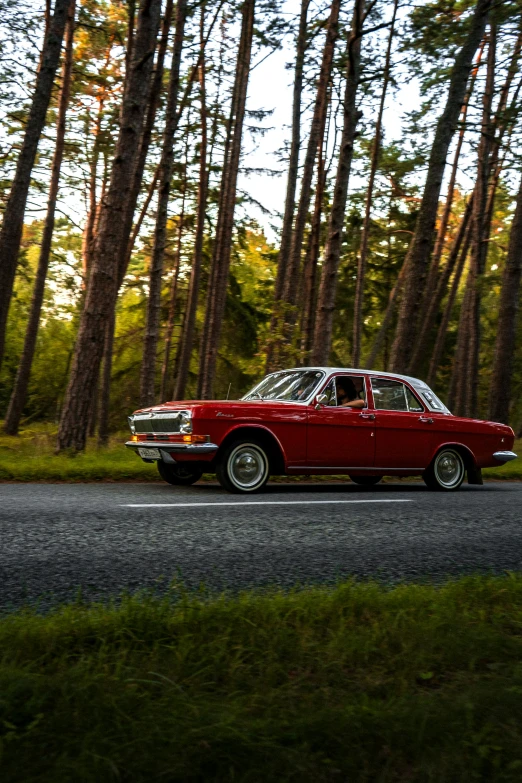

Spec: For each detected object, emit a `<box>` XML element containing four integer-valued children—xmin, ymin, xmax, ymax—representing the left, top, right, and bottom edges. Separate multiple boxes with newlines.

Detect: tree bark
<box><xmin>427</xmin><ymin>213</ymin><xmax>472</xmax><ymax>391</ymax></box>
<box><xmin>0</xmin><ymin>0</ymin><xmax>74</xmax><ymax>371</ymax></box>
<box><xmin>389</xmin><ymin>0</ymin><xmax>492</xmax><ymax>373</ymax></box>
<box><xmin>489</xmin><ymin>173</ymin><xmax>522</xmax><ymax>424</ymax></box>
<box><xmin>352</xmin><ymin>0</ymin><xmax>398</xmax><ymax>367</ymax></box>
<box><xmin>174</xmin><ymin>9</ymin><xmax>209</xmax><ymax>401</ymax></box>
<box><xmin>265</xmin><ymin>0</ymin><xmax>310</xmax><ymax>371</ymax></box>
<box><xmin>310</xmin><ymin>0</ymin><xmax>364</xmax><ymax>366</ymax></box>
<box><xmin>4</xmin><ymin>0</ymin><xmax>76</xmax><ymax>435</ymax></box>
<box><xmin>140</xmin><ymin>0</ymin><xmax>188</xmax><ymax>407</ymax></box>
<box><xmin>454</xmin><ymin>24</ymin><xmax>495</xmax><ymax>418</ymax></box>
<box><xmin>57</xmin><ymin>0</ymin><xmax>162</xmax><ymax>452</ymax></box>
<box><xmin>197</xmin><ymin>0</ymin><xmax>255</xmax><ymax>400</ymax></box>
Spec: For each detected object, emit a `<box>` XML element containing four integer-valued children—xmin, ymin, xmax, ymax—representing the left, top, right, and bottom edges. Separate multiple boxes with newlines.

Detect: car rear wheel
<box><xmin>349</xmin><ymin>475</ymin><xmax>382</xmax><ymax>486</ymax></box>
<box><xmin>216</xmin><ymin>440</ymin><xmax>270</xmax><ymax>493</ymax></box>
<box><xmin>423</xmin><ymin>448</ymin><xmax>465</xmax><ymax>491</ymax></box>
<box><xmin>157</xmin><ymin>461</ymin><xmax>203</xmax><ymax>486</ymax></box>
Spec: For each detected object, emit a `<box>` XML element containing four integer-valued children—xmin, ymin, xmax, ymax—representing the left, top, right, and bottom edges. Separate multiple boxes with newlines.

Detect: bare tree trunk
<box><xmin>311</xmin><ymin>0</ymin><xmax>364</xmax><ymax>366</ymax></box>
<box><xmin>265</xmin><ymin>0</ymin><xmax>310</xmax><ymax>370</ymax></box>
<box><xmin>160</xmin><ymin>142</ymin><xmax>189</xmax><ymax>401</ymax></box>
<box><xmin>454</xmin><ymin>24</ymin><xmax>495</xmax><ymax>418</ymax></box>
<box><xmin>57</xmin><ymin>0</ymin><xmax>162</xmax><ymax>452</ymax></box>
<box><xmin>407</xmin><ymin>45</ymin><xmax>483</xmax><ymax>376</ymax></box>
<box><xmin>428</xmin><ymin>216</ymin><xmax>472</xmax><ymax>391</ymax></box>
<box><xmin>489</xmin><ymin>173</ymin><xmax>522</xmax><ymax>424</ymax></box>
<box><xmin>97</xmin><ymin>307</ymin><xmax>115</xmax><ymax>446</ymax></box>
<box><xmin>174</xmin><ymin>9</ymin><xmax>209</xmax><ymax>401</ymax></box>
<box><xmin>352</xmin><ymin>0</ymin><xmax>398</xmax><ymax>367</ymax></box>
<box><xmin>3</xmin><ymin>1</ymin><xmax>76</xmax><ymax>435</ymax></box>
<box><xmin>267</xmin><ymin>0</ymin><xmax>340</xmax><ymax>372</ymax></box>
<box><xmin>0</xmin><ymin>0</ymin><xmax>74</xmax><ymax>371</ymax></box>
<box><xmin>197</xmin><ymin>0</ymin><xmax>255</xmax><ymax>400</ymax></box>
<box><xmin>140</xmin><ymin>0</ymin><xmax>188</xmax><ymax>407</ymax></box>
<box><xmin>389</xmin><ymin>0</ymin><xmax>492</xmax><ymax>373</ymax></box>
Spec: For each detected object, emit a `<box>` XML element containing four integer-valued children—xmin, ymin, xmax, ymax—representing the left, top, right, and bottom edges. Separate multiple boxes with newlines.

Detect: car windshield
<box><xmin>242</xmin><ymin>370</ymin><xmax>324</xmax><ymax>402</ymax></box>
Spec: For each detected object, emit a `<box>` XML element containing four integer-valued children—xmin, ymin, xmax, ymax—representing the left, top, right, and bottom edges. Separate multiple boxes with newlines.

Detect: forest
<box><xmin>1</xmin><ymin>0</ymin><xmax>521</xmax><ymax>451</ymax></box>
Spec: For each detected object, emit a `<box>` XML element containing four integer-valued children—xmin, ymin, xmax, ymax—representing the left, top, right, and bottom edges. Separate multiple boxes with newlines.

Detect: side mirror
<box><xmin>314</xmin><ymin>393</ymin><xmax>329</xmax><ymax>410</ymax></box>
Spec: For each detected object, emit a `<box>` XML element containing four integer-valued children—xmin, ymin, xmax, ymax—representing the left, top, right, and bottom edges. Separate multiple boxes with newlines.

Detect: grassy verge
<box><xmin>1</xmin><ymin>422</ymin><xmax>521</xmax><ymax>482</ymax></box>
<box><xmin>2</xmin><ymin>575</ymin><xmax>522</xmax><ymax>781</ymax></box>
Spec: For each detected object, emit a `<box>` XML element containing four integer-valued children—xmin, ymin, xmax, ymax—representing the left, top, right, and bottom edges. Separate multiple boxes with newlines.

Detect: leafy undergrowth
<box><xmin>2</xmin><ymin>575</ymin><xmax>522</xmax><ymax>781</ymax></box>
<box><xmin>1</xmin><ymin>422</ymin><xmax>521</xmax><ymax>482</ymax></box>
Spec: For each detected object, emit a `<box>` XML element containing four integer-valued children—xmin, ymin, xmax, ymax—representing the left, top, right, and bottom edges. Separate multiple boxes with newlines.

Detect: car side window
<box><xmin>371</xmin><ymin>378</ymin><xmax>423</xmax><ymax>412</ymax></box>
<box><xmin>321</xmin><ymin>379</ymin><xmax>337</xmax><ymax>406</ymax></box>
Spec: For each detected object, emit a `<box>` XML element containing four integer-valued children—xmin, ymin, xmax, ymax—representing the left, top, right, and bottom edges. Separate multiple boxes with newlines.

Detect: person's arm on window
<box><xmin>339</xmin><ymin>398</ymin><xmax>365</xmax><ymax>408</ymax></box>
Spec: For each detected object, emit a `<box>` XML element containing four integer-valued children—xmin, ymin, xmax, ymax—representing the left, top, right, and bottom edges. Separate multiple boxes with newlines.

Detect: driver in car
<box><xmin>336</xmin><ymin>377</ymin><xmax>365</xmax><ymax>408</ymax></box>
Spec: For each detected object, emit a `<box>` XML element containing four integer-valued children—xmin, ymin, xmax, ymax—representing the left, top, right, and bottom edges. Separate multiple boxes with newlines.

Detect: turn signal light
<box><xmin>131</xmin><ymin>435</ymin><xmax>138</xmax><ymax>442</ymax></box>
<box><xmin>182</xmin><ymin>434</ymin><xmax>208</xmax><ymax>443</ymax></box>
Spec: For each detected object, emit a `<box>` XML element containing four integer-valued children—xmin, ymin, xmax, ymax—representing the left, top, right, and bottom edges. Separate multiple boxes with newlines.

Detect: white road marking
<box><xmin>122</xmin><ymin>499</ymin><xmax>413</xmax><ymax>508</ymax></box>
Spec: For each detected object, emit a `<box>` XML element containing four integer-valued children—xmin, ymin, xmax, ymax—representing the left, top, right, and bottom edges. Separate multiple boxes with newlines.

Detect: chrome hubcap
<box><xmin>435</xmin><ymin>450</ymin><xmax>463</xmax><ymax>488</ymax></box>
<box><xmin>229</xmin><ymin>445</ymin><xmax>267</xmax><ymax>489</ymax></box>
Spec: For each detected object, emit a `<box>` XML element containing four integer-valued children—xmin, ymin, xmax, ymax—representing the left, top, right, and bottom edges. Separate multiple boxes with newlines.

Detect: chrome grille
<box><xmin>130</xmin><ymin>411</ymin><xmax>190</xmax><ymax>434</ymax></box>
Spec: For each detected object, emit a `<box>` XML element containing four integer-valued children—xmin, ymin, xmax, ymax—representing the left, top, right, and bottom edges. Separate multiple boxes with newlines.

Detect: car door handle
<box><xmin>359</xmin><ymin>413</ymin><xmax>375</xmax><ymax>421</ymax></box>
<box><xmin>419</xmin><ymin>416</ymin><xmax>433</xmax><ymax>424</ymax></box>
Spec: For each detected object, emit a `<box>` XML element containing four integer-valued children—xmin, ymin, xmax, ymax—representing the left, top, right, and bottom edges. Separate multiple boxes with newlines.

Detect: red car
<box><xmin>126</xmin><ymin>367</ymin><xmax>517</xmax><ymax>493</ymax></box>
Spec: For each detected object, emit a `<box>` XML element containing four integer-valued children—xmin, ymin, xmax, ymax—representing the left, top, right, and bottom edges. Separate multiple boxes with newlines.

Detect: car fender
<box><xmin>217</xmin><ymin>423</ymin><xmax>288</xmax><ymax>472</ymax></box>
<box><xmin>427</xmin><ymin>441</ymin><xmax>478</xmax><ymax>470</ymax></box>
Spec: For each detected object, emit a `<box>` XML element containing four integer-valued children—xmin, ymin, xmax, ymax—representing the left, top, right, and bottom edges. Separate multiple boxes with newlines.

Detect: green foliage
<box><xmin>2</xmin><ymin>575</ymin><xmax>522</xmax><ymax>780</ymax></box>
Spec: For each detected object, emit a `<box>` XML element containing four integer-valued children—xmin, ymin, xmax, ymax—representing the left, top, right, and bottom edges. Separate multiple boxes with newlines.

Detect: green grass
<box><xmin>1</xmin><ymin>422</ymin><xmax>521</xmax><ymax>482</ymax></box>
<box><xmin>2</xmin><ymin>575</ymin><xmax>522</xmax><ymax>781</ymax></box>
<box><xmin>0</xmin><ymin>422</ymin><xmax>157</xmax><ymax>481</ymax></box>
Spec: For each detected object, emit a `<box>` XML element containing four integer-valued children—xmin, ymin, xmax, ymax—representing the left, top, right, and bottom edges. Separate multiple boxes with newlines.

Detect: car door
<box><xmin>306</xmin><ymin>375</ymin><xmax>376</xmax><ymax>468</ymax></box>
<box><xmin>370</xmin><ymin>377</ymin><xmax>435</xmax><ymax>469</ymax></box>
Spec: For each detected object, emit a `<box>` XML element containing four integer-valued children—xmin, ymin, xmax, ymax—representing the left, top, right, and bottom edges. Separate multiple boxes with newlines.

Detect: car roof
<box><xmin>282</xmin><ymin>367</ymin><xmax>431</xmax><ymax>391</ymax></box>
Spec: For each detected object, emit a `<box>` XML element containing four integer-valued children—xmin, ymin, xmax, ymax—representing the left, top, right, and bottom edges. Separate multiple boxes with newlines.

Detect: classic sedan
<box><xmin>126</xmin><ymin>367</ymin><xmax>517</xmax><ymax>493</ymax></box>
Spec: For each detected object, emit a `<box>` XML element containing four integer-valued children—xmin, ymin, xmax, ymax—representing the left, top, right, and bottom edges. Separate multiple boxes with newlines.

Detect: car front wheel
<box><xmin>157</xmin><ymin>461</ymin><xmax>203</xmax><ymax>486</ymax></box>
<box><xmin>349</xmin><ymin>475</ymin><xmax>382</xmax><ymax>486</ymax></box>
<box><xmin>216</xmin><ymin>440</ymin><xmax>270</xmax><ymax>493</ymax></box>
<box><xmin>423</xmin><ymin>448</ymin><xmax>465</xmax><ymax>491</ymax></box>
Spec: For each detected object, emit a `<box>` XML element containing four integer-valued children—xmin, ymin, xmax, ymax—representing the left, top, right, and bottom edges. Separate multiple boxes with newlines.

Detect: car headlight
<box><xmin>178</xmin><ymin>411</ymin><xmax>192</xmax><ymax>434</ymax></box>
<box><xmin>128</xmin><ymin>416</ymin><xmax>136</xmax><ymax>434</ymax></box>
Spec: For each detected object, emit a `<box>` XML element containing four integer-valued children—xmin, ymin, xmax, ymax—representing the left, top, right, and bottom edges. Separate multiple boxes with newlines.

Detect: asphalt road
<box><xmin>1</xmin><ymin>480</ymin><xmax>521</xmax><ymax>610</ymax></box>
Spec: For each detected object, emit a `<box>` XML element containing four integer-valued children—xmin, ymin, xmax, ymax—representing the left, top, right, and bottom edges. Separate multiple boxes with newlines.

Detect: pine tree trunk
<box><xmin>268</xmin><ymin>0</ymin><xmax>340</xmax><ymax>371</ymax></box>
<box><xmin>57</xmin><ymin>0</ymin><xmax>162</xmax><ymax>452</ymax></box>
<box><xmin>454</xmin><ymin>25</ymin><xmax>495</xmax><ymax>418</ymax></box>
<box><xmin>352</xmin><ymin>0</ymin><xmax>398</xmax><ymax>367</ymax></box>
<box><xmin>489</xmin><ymin>173</ymin><xmax>522</xmax><ymax>424</ymax></box>
<box><xmin>174</xmin><ymin>11</ymin><xmax>209</xmax><ymax>401</ymax></box>
<box><xmin>265</xmin><ymin>0</ymin><xmax>309</xmax><ymax>371</ymax></box>
<box><xmin>310</xmin><ymin>0</ymin><xmax>364</xmax><ymax>366</ymax></box>
<box><xmin>3</xmin><ymin>0</ymin><xmax>76</xmax><ymax>436</ymax></box>
<box><xmin>427</xmin><ymin>215</ymin><xmax>472</xmax><ymax>391</ymax></box>
<box><xmin>197</xmin><ymin>0</ymin><xmax>255</xmax><ymax>400</ymax></box>
<box><xmin>407</xmin><ymin>45</ymin><xmax>483</xmax><ymax>377</ymax></box>
<box><xmin>0</xmin><ymin>0</ymin><xmax>74</xmax><ymax>371</ymax></box>
<box><xmin>97</xmin><ymin>306</ymin><xmax>115</xmax><ymax>446</ymax></box>
<box><xmin>140</xmin><ymin>0</ymin><xmax>188</xmax><ymax>407</ymax></box>
<box><xmin>389</xmin><ymin>0</ymin><xmax>492</xmax><ymax>373</ymax></box>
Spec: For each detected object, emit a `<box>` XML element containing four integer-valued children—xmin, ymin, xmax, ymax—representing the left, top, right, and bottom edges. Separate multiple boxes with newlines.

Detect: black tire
<box><xmin>157</xmin><ymin>461</ymin><xmax>203</xmax><ymax>486</ymax></box>
<box><xmin>216</xmin><ymin>439</ymin><xmax>270</xmax><ymax>494</ymax></box>
<box><xmin>349</xmin><ymin>475</ymin><xmax>383</xmax><ymax>486</ymax></box>
<box><xmin>423</xmin><ymin>448</ymin><xmax>465</xmax><ymax>491</ymax></box>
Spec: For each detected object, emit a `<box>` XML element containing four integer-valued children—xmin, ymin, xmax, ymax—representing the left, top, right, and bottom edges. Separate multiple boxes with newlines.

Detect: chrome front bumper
<box><xmin>126</xmin><ymin>440</ymin><xmax>218</xmax><ymax>463</ymax></box>
<box><xmin>493</xmin><ymin>451</ymin><xmax>518</xmax><ymax>463</ymax></box>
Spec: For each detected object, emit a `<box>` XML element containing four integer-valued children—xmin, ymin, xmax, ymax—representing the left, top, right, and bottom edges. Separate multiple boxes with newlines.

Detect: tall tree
<box><xmin>268</xmin><ymin>0</ymin><xmax>341</xmax><ymax>371</ymax></box>
<box><xmin>3</xmin><ymin>0</ymin><xmax>76</xmax><ymax>435</ymax></box>
<box><xmin>0</xmin><ymin>0</ymin><xmax>74</xmax><ymax>371</ymax></box>
<box><xmin>389</xmin><ymin>0</ymin><xmax>492</xmax><ymax>373</ymax></box>
<box><xmin>489</xmin><ymin>173</ymin><xmax>522</xmax><ymax>424</ymax></box>
<box><xmin>57</xmin><ymin>0</ymin><xmax>162</xmax><ymax>452</ymax></box>
<box><xmin>311</xmin><ymin>0</ymin><xmax>364</xmax><ymax>365</ymax></box>
<box><xmin>265</xmin><ymin>0</ymin><xmax>310</xmax><ymax>369</ymax></box>
<box><xmin>352</xmin><ymin>0</ymin><xmax>398</xmax><ymax>366</ymax></box>
<box><xmin>453</xmin><ymin>24</ymin><xmax>496</xmax><ymax>418</ymax></box>
<box><xmin>197</xmin><ymin>0</ymin><xmax>255</xmax><ymax>399</ymax></box>
<box><xmin>174</xmin><ymin>6</ymin><xmax>209</xmax><ymax>401</ymax></box>
<box><xmin>140</xmin><ymin>0</ymin><xmax>188</xmax><ymax>407</ymax></box>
